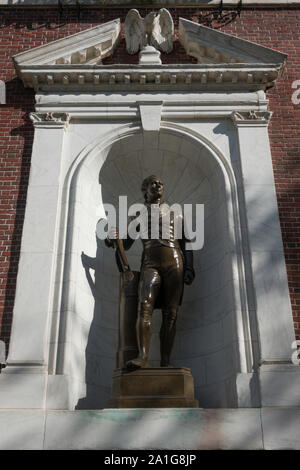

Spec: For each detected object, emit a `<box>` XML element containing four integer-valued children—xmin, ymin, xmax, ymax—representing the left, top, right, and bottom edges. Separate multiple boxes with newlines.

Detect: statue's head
<box><xmin>141</xmin><ymin>175</ymin><xmax>164</xmax><ymax>202</ymax></box>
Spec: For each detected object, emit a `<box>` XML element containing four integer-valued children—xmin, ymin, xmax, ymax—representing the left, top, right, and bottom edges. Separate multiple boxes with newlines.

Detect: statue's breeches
<box><xmin>138</xmin><ymin>246</ymin><xmax>184</xmax><ymax>316</ymax></box>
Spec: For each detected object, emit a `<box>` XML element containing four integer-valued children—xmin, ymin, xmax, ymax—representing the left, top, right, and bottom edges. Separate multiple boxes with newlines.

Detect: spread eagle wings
<box><xmin>124</xmin><ymin>9</ymin><xmax>147</xmax><ymax>55</ymax></box>
<box><xmin>150</xmin><ymin>9</ymin><xmax>174</xmax><ymax>54</ymax></box>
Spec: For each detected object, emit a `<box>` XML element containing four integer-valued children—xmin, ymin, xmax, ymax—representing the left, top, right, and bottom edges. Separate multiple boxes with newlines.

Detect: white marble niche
<box><xmin>53</xmin><ymin>124</ymin><xmax>254</xmax><ymax>409</ymax></box>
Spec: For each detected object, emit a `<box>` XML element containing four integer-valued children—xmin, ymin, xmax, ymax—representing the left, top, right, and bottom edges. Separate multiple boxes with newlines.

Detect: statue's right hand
<box><xmin>107</xmin><ymin>226</ymin><xmax>119</xmax><ymax>241</ymax></box>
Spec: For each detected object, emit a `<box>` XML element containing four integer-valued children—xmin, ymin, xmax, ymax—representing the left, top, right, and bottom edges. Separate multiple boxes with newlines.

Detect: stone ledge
<box><xmin>0</xmin><ymin>408</ymin><xmax>299</xmax><ymax>449</ymax></box>
<box><xmin>0</xmin><ymin>408</ymin><xmax>262</xmax><ymax>450</ymax></box>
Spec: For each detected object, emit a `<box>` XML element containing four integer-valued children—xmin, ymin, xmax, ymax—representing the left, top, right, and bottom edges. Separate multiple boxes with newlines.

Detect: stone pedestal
<box><xmin>138</xmin><ymin>45</ymin><xmax>162</xmax><ymax>65</ymax></box>
<box><xmin>108</xmin><ymin>367</ymin><xmax>199</xmax><ymax>408</ymax></box>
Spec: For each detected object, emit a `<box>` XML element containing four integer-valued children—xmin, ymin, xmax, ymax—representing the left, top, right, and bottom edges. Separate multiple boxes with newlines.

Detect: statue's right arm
<box><xmin>105</xmin><ymin>227</ymin><xmax>117</xmax><ymax>248</ymax></box>
<box><xmin>105</xmin><ymin>222</ymin><xmax>137</xmax><ymax>250</ymax></box>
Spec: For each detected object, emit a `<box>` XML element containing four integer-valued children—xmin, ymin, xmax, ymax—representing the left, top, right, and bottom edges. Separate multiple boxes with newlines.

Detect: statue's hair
<box><xmin>141</xmin><ymin>175</ymin><xmax>161</xmax><ymax>200</ymax></box>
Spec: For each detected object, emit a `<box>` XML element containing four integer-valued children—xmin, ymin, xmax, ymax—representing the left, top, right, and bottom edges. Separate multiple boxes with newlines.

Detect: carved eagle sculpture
<box><xmin>124</xmin><ymin>9</ymin><xmax>174</xmax><ymax>55</ymax></box>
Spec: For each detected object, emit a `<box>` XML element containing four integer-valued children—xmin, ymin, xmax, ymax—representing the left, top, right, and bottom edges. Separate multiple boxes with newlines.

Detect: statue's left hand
<box><xmin>184</xmin><ymin>269</ymin><xmax>195</xmax><ymax>285</ymax></box>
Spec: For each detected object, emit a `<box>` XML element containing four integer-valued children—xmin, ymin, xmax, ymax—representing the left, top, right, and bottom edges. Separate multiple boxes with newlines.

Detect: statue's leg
<box><xmin>160</xmin><ymin>306</ymin><xmax>178</xmax><ymax>367</ymax></box>
<box><xmin>126</xmin><ymin>268</ymin><xmax>161</xmax><ymax>370</ymax></box>
<box><xmin>133</xmin><ymin>301</ymin><xmax>153</xmax><ymax>368</ymax></box>
<box><xmin>160</xmin><ymin>249</ymin><xmax>184</xmax><ymax>367</ymax></box>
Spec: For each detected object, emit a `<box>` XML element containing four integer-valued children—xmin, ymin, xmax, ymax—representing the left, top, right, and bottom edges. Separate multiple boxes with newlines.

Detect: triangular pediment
<box><xmin>13</xmin><ymin>19</ymin><xmax>121</xmax><ymax>69</ymax></box>
<box><xmin>13</xmin><ymin>15</ymin><xmax>287</xmax><ymax>92</ymax></box>
<box><xmin>179</xmin><ymin>18</ymin><xmax>287</xmax><ymax>65</ymax></box>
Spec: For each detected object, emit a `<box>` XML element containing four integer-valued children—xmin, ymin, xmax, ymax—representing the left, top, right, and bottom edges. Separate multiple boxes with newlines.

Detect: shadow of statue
<box><xmin>76</xmin><ymin>235</ymin><xmax>109</xmax><ymax>409</ymax></box>
<box><xmin>76</xmin><ymin>230</ymin><xmax>140</xmax><ymax>409</ymax></box>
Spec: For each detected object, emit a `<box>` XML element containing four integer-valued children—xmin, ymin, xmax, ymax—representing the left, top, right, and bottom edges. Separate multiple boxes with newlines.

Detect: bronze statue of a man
<box><xmin>106</xmin><ymin>175</ymin><xmax>195</xmax><ymax>369</ymax></box>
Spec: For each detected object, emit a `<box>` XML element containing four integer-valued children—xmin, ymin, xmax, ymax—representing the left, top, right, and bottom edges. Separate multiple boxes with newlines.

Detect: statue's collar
<box><xmin>144</xmin><ymin>199</ymin><xmax>165</xmax><ymax>209</ymax></box>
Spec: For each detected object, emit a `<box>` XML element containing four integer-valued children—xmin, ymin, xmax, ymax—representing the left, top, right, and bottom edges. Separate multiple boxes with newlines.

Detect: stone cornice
<box><xmin>13</xmin><ymin>16</ymin><xmax>287</xmax><ymax>93</ymax></box>
<box><xmin>17</xmin><ymin>63</ymin><xmax>283</xmax><ymax>92</ymax></box>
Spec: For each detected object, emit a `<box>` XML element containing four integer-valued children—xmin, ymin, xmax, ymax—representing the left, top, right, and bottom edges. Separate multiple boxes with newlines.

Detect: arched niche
<box><xmin>56</xmin><ymin>125</ymin><xmax>254</xmax><ymax>409</ymax></box>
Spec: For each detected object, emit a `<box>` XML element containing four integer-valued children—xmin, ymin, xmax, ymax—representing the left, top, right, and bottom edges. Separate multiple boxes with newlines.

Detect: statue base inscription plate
<box><xmin>108</xmin><ymin>367</ymin><xmax>199</xmax><ymax>408</ymax></box>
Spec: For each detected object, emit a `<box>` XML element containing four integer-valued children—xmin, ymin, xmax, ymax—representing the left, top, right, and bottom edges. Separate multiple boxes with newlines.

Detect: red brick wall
<box><xmin>0</xmin><ymin>6</ymin><xmax>300</xmax><ymax>355</ymax></box>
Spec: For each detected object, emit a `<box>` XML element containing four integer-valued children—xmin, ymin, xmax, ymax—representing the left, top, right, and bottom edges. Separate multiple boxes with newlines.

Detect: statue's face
<box><xmin>146</xmin><ymin>177</ymin><xmax>164</xmax><ymax>201</ymax></box>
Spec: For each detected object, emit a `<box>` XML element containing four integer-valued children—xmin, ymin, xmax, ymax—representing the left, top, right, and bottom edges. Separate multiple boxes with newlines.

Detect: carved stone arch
<box><xmin>50</xmin><ymin>123</ymin><xmax>257</xmax><ymax>409</ymax></box>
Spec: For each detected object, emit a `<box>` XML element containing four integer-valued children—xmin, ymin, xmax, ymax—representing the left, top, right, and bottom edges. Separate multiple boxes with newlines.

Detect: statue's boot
<box><xmin>126</xmin><ymin>356</ymin><xmax>148</xmax><ymax>370</ymax></box>
<box><xmin>126</xmin><ymin>307</ymin><xmax>152</xmax><ymax>370</ymax></box>
<box><xmin>160</xmin><ymin>309</ymin><xmax>177</xmax><ymax>367</ymax></box>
